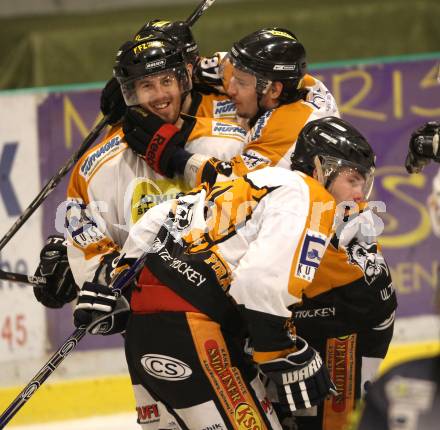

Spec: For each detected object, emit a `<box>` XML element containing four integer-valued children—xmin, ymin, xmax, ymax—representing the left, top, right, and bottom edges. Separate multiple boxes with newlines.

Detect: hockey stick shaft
<box><xmin>186</xmin><ymin>0</ymin><xmax>217</xmax><ymax>27</ymax></box>
<box><xmin>0</xmin><ymin>115</ymin><xmax>109</xmax><ymax>253</ymax></box>
<box><xmin>0</xmin><ymin>327</ymin><xmax>87</xmax><ymax>429</ymax></box>
<box><xmin>0</xmin><ymin>269</ymin><xmax>47</xmax><ymax>287</ymax></box>
<box><xmin>0</xmin><ymin>249</ymin><xmax>149</xmax><ymax>428</ymax></box>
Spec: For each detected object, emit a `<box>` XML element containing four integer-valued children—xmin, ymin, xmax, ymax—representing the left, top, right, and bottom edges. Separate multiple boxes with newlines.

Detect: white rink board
<box><xmin>9</xmin><ymin>413</ymin><xmax>139</xmax><ymax>430</ymax></box>
<box><xmin>0</xmin><ymin>93</ymin><xmax>46</xmax><ymax>363</ymax></box>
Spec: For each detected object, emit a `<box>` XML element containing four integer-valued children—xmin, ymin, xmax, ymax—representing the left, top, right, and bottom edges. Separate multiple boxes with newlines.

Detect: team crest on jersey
<box><xmin>80</xmin><ymin>135</ymin><xmax>122</xmax><ymax>179</ymax></box>
<box><xmin>345</xmin><ymin>241</ymin><xmax>389</xmax><ymax>285</ymax></box>
<box><xmin>249</xmin><ymin>109</ymin><xmax>273</xmax><ymax>141</ymax></box>
<box><xmin>212</xmin><ymin>121</ymin><xmax>246</xmax><ymax>139</ymax></box>
<box><xmin>213</xmin><ymin>99</ymin><xmax>237</xmax><ymax>119</ymax></box>
<box><xmin>295</xmin><ymin>229</ymin><xmax>327</xmax><ymax>282</ymax></box>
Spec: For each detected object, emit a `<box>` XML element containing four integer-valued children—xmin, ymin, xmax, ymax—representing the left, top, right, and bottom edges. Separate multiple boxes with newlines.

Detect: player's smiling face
<box><xmin>227</xmin><ymin>66</ymin><xmax>259</xmax><ymax>119</ymax></box>
<box><xmin>134</xmin><ymin>71</ymin><xmax>182</xmax><ymax>124</ymax></box>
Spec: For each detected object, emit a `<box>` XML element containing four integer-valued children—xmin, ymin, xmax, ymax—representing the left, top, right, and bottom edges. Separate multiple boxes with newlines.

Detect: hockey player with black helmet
<box><xmin>62</xmin><ymin>34</ymin><xmax>247</xmax><ymax>430</ymax></box>
<box><xmin>277</xmin><ymin>117</ymin><xmax>396</xmax><ymax>430</ymax></box>
<box><xmin>101</xmin><ymin>19</ymin><xmax>238</xmax><ymax>127</ymax></box>
<box><xmin>133</xmin><ymin>27</ymin><xmax>339</xmax><ymax>188</ymax></box>
<box><xmin>71</xmin><ymin>118</ymin><xmax>384</xmax><ymax>429</ymax></box>
<box><xmin>100</xmin><ymin>19</ymin><xmax>199</xmax><ymax>126</ymax></box>
<box><xmin>69</xmin><ymin>116</ymin><xmax>393</xmax><ymax>429</ymax></box>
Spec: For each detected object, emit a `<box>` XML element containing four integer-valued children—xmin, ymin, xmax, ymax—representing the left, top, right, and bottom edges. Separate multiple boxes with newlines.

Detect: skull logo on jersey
<box><xmin>345</xmin><ymin>240</ymin><xmax>389</xmax><ymax>285</ymax></box>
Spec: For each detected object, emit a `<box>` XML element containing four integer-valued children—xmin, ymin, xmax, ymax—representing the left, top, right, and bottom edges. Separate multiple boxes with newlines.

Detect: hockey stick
<box><xmin>186</xmin><ymin>0</ymin><xmax>217</xmax><ymax>27</ymax></box>
<box><xmin>0</xmin><ymin>268</ymin><xmax>47</xmax><ymax>287</ymax></box>
<box><xmin>0</xmin><ymin>250</ymin><xmax>149</xmax><ymax>429</ymax></box>
<box><xmin>0</xmin><ymin>114</ymin><xmax>110</xmax><ymax>253</ymax></box>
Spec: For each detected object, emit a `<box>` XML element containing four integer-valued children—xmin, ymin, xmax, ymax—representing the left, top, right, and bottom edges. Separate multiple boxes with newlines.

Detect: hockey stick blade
<box><xmin>0</xmin><ymin>249</ymin><xmax>149</xmax><ymax>428</ymax></box>
<box><xmin>0</xmin><ymin>114</ymin><xmax>110</xmax><ymax>253</ymax></box>
<box><xmin>185</xmin><ymin>0</ymin><xmax>217</xmax><ymax>27</ymax></box>
<box><xmin>0</xmin><ymin>269</ymin><xmax>47</xmax><ymax>287</ymax></box>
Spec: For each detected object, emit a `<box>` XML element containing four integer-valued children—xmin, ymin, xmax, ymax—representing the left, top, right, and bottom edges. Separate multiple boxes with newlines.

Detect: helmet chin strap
<box><xmin>249</xmin><ymin>79</ymin><xmax>273</xmax><ymax>128</ymax></box>
<box><xmin>313</xmin><ymin>156</ymin><xmax>326</xmax><ymax>187</ymax></box>
<box><xmin>178</xmin><ymin>68</ymin><xmax>193</xmax><ymax>118</ymax></box>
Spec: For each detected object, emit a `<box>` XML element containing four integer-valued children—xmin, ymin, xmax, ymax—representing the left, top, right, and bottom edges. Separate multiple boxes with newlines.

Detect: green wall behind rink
<box><xmin>0</xmin><ymin>0</ymin><xmax>438</xmax><ymax>90</ymax></box>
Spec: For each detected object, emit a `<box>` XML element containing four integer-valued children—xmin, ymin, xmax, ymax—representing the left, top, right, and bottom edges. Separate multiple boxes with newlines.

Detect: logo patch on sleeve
<box><xmin>213</xmin><ymin>99</ymin><xmax>237</xmax><ymax>119</ymax></box>
<box><xmin>80</xmin><ymin>135</ymin><xmax>122</xmax><ymax>179</ymax></box>
<box><xmin>295</xmin><ymin>229</ymin><xmax>327</xmax><ymax>282</ymax></box>
<box><xmin>212</xmin><ymin>121</ymin><xmax>246</xmax><ymax>139</ymax></box>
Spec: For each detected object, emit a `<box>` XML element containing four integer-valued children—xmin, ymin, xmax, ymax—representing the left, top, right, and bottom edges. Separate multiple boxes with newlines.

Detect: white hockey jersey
<box><xmin>66</xmin><ymin>116</ymin><xmax>246</xmax><ymax>287</ymax></box>
<box><xmin>121</xmin><ymin>166</ymin><xmax>336</xmax><ymax>361</ymax></box>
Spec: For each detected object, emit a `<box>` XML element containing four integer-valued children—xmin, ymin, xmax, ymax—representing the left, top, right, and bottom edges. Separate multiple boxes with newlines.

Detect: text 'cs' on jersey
<box><xmin>140</xmin><ymin>353</ymin><xmax>193</xmax><ymax>381</ymax></box>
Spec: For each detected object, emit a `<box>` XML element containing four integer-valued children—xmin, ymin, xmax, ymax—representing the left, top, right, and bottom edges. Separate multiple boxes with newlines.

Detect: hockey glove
<box><xmin>259</xmin><ymin>336</ymin><xmax>337</xmax><ymax>412</ymax></box>
<box><xmin>405</xmin><ymin>121</ymin><xmax>440</xmax><ymax>173</ymax></box>
<box><xmin>100</xmin><ymin>77</ymin><xmax>126</xmax><ymax>125</ymax></box>
<box><xmin>122</xmin><ymin>107</ymin><xmax>185</xmax><ymax>177</ymax></box>
<box><xmin>33</xmin><ymin>235</ymin><xmax>78</xmax><ymax>308</ymax></box>
<box><xmin>193</xmin><ymin>54</ymin><xmax>223</xmax><ymax>87</ymax></box>
<box><xmin>73</xmin><ymin>282</ymin><xmax>130</xmax><ymax>335</ymax></box>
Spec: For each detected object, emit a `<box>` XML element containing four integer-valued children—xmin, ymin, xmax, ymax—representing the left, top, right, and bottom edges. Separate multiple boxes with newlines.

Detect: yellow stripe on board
<box><xmin>1</xmin><ymin>341</ymin><xmax>439</xmax><ymax>426</ymax></box>
<box><xmin>1</xmin><ymin>375</ymin><xmax>134</xmax><ymax>426</ymax></box>
<box><xmin>380</xmin><ymin>340</ymin><xmax>440</xmax><ymax>373</ymax></box>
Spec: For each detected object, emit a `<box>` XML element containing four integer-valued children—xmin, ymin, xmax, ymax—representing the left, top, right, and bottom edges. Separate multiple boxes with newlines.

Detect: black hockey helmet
<box><xmin>113</xmin><ymin>36</ymin><xmax>192</xmax><ymax>106</ymax></box>
<box><xmin>135</xmin><ymin>19</ymin><xmax>199</xmax><ymax>66</ymax></box>
<box><xmin>229</xmin><ymin>27</ymin><xmax>307</xmax><ymax>102</ymax></box>
<box><xmin>291</xmin><ymin>116</ymin><xmax>376</xmax><ymax>197</ymax></box>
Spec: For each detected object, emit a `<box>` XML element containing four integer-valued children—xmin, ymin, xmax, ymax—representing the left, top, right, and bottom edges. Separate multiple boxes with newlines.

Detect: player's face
<box><xmin>134</xmin><ymin>71</ymin><xmax>182</xmax><ymax>124</ymax></box>
<box><xmin>227</xmin><ymin>67</ymin><xmax>259</xmax><ymax>118</ymax></box>
<box><xmin>328</xmin><ymin>168</ymin><xmax>366</xmax><ymax>204</ymax></box>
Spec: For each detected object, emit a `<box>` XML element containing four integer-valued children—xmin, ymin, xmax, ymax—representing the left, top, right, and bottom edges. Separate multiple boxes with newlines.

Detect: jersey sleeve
<box><xmin>228</xmin><ymin>178</ymin><xmax>336</xmax><ymax>362</ymax></box>
<box><xmin>65</xmin><ymin>136</ymin><xmax>126</xmax><ymax>287</ymax></box>
<box><xmin>301</xmin><ymin>73</ymin><xmax>340</xmax><ymax>118</ymax></box>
